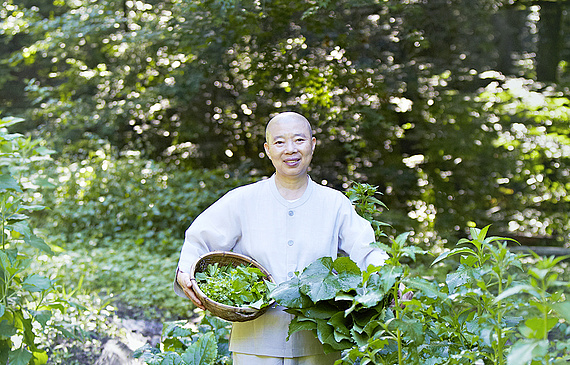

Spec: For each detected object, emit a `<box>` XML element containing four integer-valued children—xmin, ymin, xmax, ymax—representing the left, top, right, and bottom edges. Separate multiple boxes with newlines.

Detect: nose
<box><xmin>284</xmin><ymin>140</ymin><xmax>297</xmax><ymax>153</ymax></box>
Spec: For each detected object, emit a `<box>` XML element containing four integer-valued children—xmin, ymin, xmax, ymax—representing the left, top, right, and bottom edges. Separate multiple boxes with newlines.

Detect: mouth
<box><xmin>284</xmin><ymin>158</ymin><xmax>301</xmax><ymax>167</ymax></box>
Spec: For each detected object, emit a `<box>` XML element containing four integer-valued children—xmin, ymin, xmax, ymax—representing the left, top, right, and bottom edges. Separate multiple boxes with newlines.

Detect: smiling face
<box><xmin>264</xmin><ymin>112</ymin><xmax>316</xmax><ymax>181</ymax></box>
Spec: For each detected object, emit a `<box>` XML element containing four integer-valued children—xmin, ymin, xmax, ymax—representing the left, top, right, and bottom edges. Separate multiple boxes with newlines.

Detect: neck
<box><xmin>274</xmin><ymin>174</ymin><xmax>309</xmax><ymax>200</ymax></box>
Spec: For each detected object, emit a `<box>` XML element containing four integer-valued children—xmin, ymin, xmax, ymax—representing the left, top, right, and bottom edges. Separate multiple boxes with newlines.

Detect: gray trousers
<box><xmin>232</xmin><ymin>352</ymin><xmax>341</xmax><ymax>365</ymax></box>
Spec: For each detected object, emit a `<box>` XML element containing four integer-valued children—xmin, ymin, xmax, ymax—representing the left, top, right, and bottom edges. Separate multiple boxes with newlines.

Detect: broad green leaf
<box><xmin>270</xmin><ymin>277</ymin><xmax>312</xmax><ymax>308</ymax></box>
<box><xmin>404</xmin><ymin>277</ymin><xmax>448</xmax><ymax>300</ymax></box>
<box><xmin>316</xmin><ymin>320</ymin><xmax>350</xmax><ymax>351</ymax></box>
<box><xmin>0</xmin><ymin>305</ymin><xmax>4</xmax><ymax>318</ymax></box>
<box><xmin>0</xmin><ymin>251</ymin><xmax>11</xmax><ymax>271</ymax></box>
<box><xmin>328</xmin><ymin>311</ymin><xmax>351</xmax><ymax>337</ymax></box>
<box><xmin>333</xmin><ymin>256</ymin><xmax>361</xmax><ymax>291</ymax></box>
<box><xmin>351</xmin><ymin>308</ymin><xmax>379</xmax><ymax>327</ymax></box>
<box><xmin>31</xmin><ymin>177</ymin><xmax>56</xmax><ymax>189</ymax></box>
<box><xmin>133</xmin><ymin>344</ymin><xmax>161</xmax><ymax>358</ymax></box>
<box><xmin>333</xmin><ymin>329</ymin><xmax>352</xmax><ymax>343</ymax></box>
<box><xmin>287</xmin><ymin>317</ymin><xmax>317</xmax><ymax>339</ymax></box>
<box><xmin>8</xmin><ymin>221</ymin><xmax>32</xmax><ymax>236</ymax></box>
<box><xmin>401</xmin><ymin>246</ymin><xmax>427</xmax><ymax>262</ymax></box>
<box><xmin>25</xmin><ymin>233</ymin><xmax>54</xmax><ymax>255</ymax></box>
<box><xmin>350</xmin><ymin>329</ymin><xmax>369</xmax><ymax>348</ymax></box>
<box><xmin>445</xmin><ymin>269</ymin><xmax>470</xmax><ymax>295</ymax></box>
<box><xmin>354</xmin><ymin>288</ymin><xmax>385</xmax><ymax>308</ymax></box>
<box><xmin>301</xmin><ymin>302</ymin><xmax>339</xmax><ymax>320</ymax></box>
<box><xmin>431</xmin><ymin>247</ymin><xmax>477</xmax><ymax>266</ymax></box>
<box><xmin>551</xmin><ymin>301</ymin><xmax>570</xmax><ymax>322</ymax></box>
<box><xmin>392</xmin><ymin>231</ymin><xmax>412</xmax><ymax>248</ymax></box>
<box><xmin>492</xmin><ymin>284</ymin><xmax>539</xmax><ymax>304</ymax></box>
<box><xmin>0</xmin><ymin>117</ymin><xmax>24</xmax><ymax>127</ymax></box>
<box><xmin>8</xmin><ymin>347</ymin><xmax>33</xmax><ymax>365</ymax></box>
<box><xmin>485</xmin><ymin>236</ymin><xmax>519</xmax><ymax>245</ymax></box>
<box><xmin>31</xmin><ymin>310</ymin><xmax>51</xmax><ymax>327</ymax></box>
<box><xmin>181</xmin><ymin>332</ymin><xmax>217</xmax><ymax>365</ymax></box>
<box><xmin>0</xmin><ymin>320</ymin><xmax>17</xmax><ymax>339</ymax></box>
<box><xmin>506</xmin><ymin>339</ymin><xmax>548</xmax><ymax>365</ymax></box>
<box><xmin>370</xmin><ymin>242</ymin><xmax>391</xmax><ymax>254</ymax></box>
<box><xmin>19</xmin><ymin>204</ymin><xmax>47</xmax><ymax>212</ymax></box>
<box><xmin>22</xmin><ymin>274</ymin><xmax>52</xmax><ymax>292</ymax></box>
<box><xmin>370</xmin><ymin>265</ymin><xmax>402</xmax><ymax>294</ymax></box>
<box><xmin>389</xmin><ymin>318</ymin><xmax>423</xmax><ymax>343</ymax></box>
<box><xmin>0</xmin><ymin>174</ymin><xmax>21</xmax><ymax>192</ymax></box>
<box><xmin>0</xmin><ymin>339</ymin><xmax>10</xmax><ymax>365</ymax></box>
<box><xmin>299</xmin><ymin>257</ymin><xmax>343</xmax><ymax>302</ymax></box>
<box><xmin>158</xmin><ymin>352</ymin><xmax>184</xmax><ymax>365</ymax></box>
<box><xmin>470</xmin><ymin>226</ymin><xmax>488</xmax><ymax>243</ymax></box>
<box><xmin>522</xmin><ymin>317</ymin><xmax>558</xmax><ymax>338</ymax></box>
<box><xmin>32</xmin><ymin>349</ymin><xmax>48</xmax><ymax>364</ymax></box>
<box><xmin>362</xmin><ymin>317</ymin><xmax>382</xmax><ymax>337</ymax></box>
<box><xmin>528</xmin><ymin>267</ymin><xmax>550</xmax><ymax>281</ymax></box>
<box><xmin>34</xmin><ymin>146</ymin><xmax>55</xmax><ymax>156</ymax></box>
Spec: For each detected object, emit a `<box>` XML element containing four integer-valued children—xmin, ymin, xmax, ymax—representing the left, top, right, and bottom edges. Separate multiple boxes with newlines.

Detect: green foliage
<box><xmin>270</xmin><ymin>256</ymin><xmax>397</xmax><ymax>354</ymax></box>
<box><xmin>195</xmin><ymin>263</ymin><xmax>273</xmax><ymax>310</ymax></box>
<box><xmin>134</xmin><ymin>315</ymin><xmax>232</xmax><ymax>365</ymax></box>
<box><xmin>0</xmin><ymin>117</ymin><xmax>74</xmax><ymax>364</ymax></box>
<box><xmin>36</xmin><ymin>146</ymin><xmax>251</xmax><ymax>253</ymax></box>
<box><xmin>3</xmin><ymin>0</ymin><xmax>570</xmax><ymax>245</ymax></box>
<box><xmin>346</xmin><ymin>182</ymin><xmax>390</xmax><ymax>241</ymax></box>
<box><xmin>332</xmin><ymin>182</ymin><xmax>570</xmax><ymax>365</ymax></box>
<box><xmin>27</xmin><ymin>237</ymin><xmax>190</xmax><ymax>319</ymax></box>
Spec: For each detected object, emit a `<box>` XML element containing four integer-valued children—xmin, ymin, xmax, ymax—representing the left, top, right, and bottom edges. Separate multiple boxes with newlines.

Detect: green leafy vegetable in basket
<box><xmin>195</xmin><ymin>263</ymin><xmax>274</xmax><ymax>310</ymax></box>
<box><xmin>270</xmin><ymin>256</ymin><xmax>399</xmax><ymax>354</ymax></box>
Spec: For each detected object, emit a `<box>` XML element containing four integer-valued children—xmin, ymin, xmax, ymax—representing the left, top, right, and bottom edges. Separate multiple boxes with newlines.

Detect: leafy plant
<box><xmin>346</xmin><ymin>182</ymin><xmax>390</xmax><ymax>241</ymax></box>
<box><xmin>195</xmin><ymin>263</ymin><xmax>273</xmax><ymax>309</ymax></box>
<box><xmin>270</xmin><ymin>256</ymin><xmax>397</xmax><ymax>354</ymax></box>
<box><xmin>134</xmin><ymin>315</ymin><xmax>232</xmax><ymax>365</ymax></box>
<box><xmin>322</xmin><ymin>182</ymin><xmax>570</xmax><ymax>365</ymax></box>
<box><xmin>36</xmin><ymin>146</ymin><xmax>250</xmax><ymax>253</ymax></box>
<box><xmin>500</xmin><ymin>251</ymin><xmax>570</xmax><ymax>365</ymax></box>
<box><xmin>0</xmin><ymin>117</ymin><xmax>72</xmax><ymax>364</ymax></box>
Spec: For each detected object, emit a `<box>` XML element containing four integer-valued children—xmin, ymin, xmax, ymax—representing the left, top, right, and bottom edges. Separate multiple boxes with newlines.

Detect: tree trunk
<box><xmin>536</xmin><ymin>1</ymin><xmax>562</xmax><ymax>83</ymax></box>
<box><xmin>493</xmin><ymin>8</ymin><xmax>526</xmax><ymax>76</ymax></box>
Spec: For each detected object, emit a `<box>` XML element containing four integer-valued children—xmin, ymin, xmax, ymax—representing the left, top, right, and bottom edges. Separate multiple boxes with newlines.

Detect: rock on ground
<box><xmin>95</xmin><ymin>318</ymin><xmax>162</xmax><ymax>365</ymax></box>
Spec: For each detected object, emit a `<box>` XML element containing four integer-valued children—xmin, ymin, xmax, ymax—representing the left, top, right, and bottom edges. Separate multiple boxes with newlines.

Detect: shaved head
<box><xmin>265</xmin><ymin>112</ymin><xmax>313</xmax><ymax>142</ymax></box>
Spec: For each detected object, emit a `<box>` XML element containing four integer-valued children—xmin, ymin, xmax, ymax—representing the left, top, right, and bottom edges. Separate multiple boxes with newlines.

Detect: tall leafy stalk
<box><xmin>0</xmin><ymin>117</ymin><xmax>73</xmax><ymax>364</ymax></box>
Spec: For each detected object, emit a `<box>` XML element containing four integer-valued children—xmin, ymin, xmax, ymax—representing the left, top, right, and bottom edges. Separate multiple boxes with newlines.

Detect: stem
<box><xmin>393</xmin><ymin>282</ymin><xmax>403</xmax><ymax>365</ymax></box>
<box><xmin>542</xmin><ymin>277</ymin><xmax>550</xmax><ymax>365</ymax></box>
<box><xmin>496</xmin><ymin>309</ymin><xmax>504</xmax><ymax>365</ymax></box>
<box><xmin>495</xmin><ymin>269</ymin><xmax>505</xmax><ymax>365</ymax></box>
<box><xmin>1</xmin><ymin>197</ymin><xmax>5</xmax><ymax>250</ymax></box>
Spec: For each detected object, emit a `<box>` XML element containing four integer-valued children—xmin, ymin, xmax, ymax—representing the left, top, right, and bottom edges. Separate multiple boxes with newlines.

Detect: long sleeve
<box><xmin>174</xmin><ymin>189</ymin><xmax>243</xmax><ymax>297</ymax></box>
<box><xmin>337</xmin><ymin>196</ymin><xmax>388</xmax><ymax>270</ymax></box>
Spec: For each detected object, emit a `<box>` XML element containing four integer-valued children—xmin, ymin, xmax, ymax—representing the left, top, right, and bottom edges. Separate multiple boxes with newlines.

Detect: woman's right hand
<box><xmin>176</xmin><ymin>270</ymin><xmax>206</xmax><ymax>310</ymax></box>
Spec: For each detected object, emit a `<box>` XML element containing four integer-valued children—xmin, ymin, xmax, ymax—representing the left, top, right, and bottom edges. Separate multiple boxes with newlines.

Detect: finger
<box><xmin>187</xmin><ymin>284</ymin><xmax>206</xmax><ymax>310</ymax></box>
<box><xmin>177</xmin><ymin>272</ymin><xmax>206</xmax><ymax>310</ymax></box>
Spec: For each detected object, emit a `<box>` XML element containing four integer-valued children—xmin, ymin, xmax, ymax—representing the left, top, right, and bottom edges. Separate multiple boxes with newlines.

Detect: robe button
<box><xmin>288</xmin><ymin>210</ymin><xmax>294</xmax><ymax>216</ymax></box>
<box><xmin>288</xmin><ymin>240</ymin><xmax>294</xmax><ymax>246</ymax></box>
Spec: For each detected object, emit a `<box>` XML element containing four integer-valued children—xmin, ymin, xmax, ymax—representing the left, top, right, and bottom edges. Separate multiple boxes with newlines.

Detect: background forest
<box><xmin>1</xmin><ymin>0</ymin><xmax>570</xmax><ymax>363</ymax></box>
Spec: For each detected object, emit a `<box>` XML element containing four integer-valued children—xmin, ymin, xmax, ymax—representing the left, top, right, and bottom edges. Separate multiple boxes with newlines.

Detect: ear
<box><xmin>264</xmin><ymin>142</ymin><xmax>271</xmax><ymax>159</ymax></box>
<box><xmin>311</xmin><ymin>137</ymin><xmax>316</xmax><ymax>153</ymax></box>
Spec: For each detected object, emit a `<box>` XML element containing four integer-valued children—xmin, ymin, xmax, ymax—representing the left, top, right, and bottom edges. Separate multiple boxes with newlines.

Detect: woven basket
<box><xmin>190</xmin><ymin>251</ymin><xmax>276</xmax><ymax>322</ymax></box>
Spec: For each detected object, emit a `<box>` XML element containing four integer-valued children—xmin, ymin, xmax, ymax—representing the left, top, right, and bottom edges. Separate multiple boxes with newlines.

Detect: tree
<box><xmin>1</xmin><ymin>0</ymin><xmax>569</xmax><ymax>244</ymax></box>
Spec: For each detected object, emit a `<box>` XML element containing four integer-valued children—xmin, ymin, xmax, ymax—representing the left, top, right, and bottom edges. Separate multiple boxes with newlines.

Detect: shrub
<box><xmin>37</xmin><ymin>146</ymin><xmax>252</xmax><ymax>253</ymax></box>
